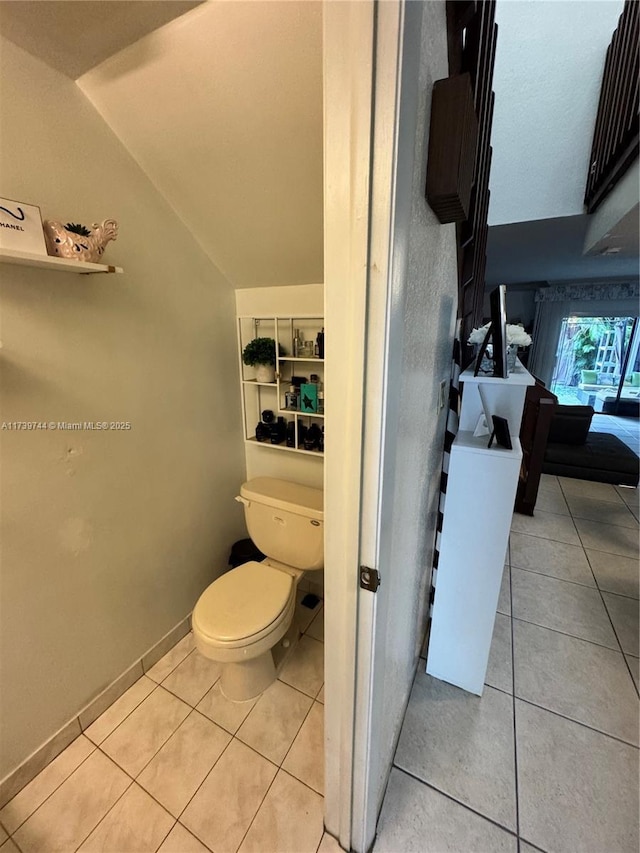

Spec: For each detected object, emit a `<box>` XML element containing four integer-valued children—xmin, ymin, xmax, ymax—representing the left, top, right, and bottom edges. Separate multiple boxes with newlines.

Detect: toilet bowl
<box><xmin>192</xmin><ymin>478</ymin><xmax>323</xmax><ymax>701</ymax></box>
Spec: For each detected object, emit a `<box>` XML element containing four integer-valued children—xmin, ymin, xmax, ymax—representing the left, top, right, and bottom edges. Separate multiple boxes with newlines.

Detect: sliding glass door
<box><xmin>550</xmin><ymin>315</ymin><xmax>639</xmax><ymax>416</ymax></box>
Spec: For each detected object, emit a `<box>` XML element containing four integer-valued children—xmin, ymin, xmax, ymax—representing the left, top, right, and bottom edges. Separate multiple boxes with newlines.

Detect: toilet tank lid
<box><xmin>240</xmin><ymin>478</ymin><xmax>324</xmax><ymax>520</ymax></box>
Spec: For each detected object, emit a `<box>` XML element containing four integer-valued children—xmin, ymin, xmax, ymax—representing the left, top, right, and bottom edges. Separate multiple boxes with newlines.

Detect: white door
<box><xmin>324</xmin><ymin>2</ymin><xmax>456</xmax><ymax>851</ymax></box>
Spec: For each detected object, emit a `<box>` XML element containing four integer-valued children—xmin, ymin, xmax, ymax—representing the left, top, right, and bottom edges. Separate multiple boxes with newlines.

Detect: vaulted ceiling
<box><xmin>0</xmin><ymin>1</ymin><xmax>324</xmax><ymax>289</ymax></box>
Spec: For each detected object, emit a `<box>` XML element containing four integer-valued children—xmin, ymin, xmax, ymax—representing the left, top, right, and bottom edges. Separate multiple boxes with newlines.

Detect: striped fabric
<box><xmin>429</xmin><ymin>328</ymin><xmax>462</xmax><ymax>619</ymax></box>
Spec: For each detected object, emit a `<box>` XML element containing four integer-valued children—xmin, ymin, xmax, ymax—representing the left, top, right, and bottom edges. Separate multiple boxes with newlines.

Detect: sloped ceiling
<box><xmin>77</xmin><ymin>1</ymin><xmax>324</xmax><ymax>289</ymax></box>
<box><xmin>0</xmin><ymin>1</ymin><xmax>203</xmax><ymax>79</ymax></box>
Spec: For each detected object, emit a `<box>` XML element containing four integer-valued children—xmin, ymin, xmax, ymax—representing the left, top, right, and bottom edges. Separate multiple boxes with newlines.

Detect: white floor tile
<box><xmin>146</xmin><ymin>632</ymin><xmax>196</xmax><ymax>684</ymax></box>
<box><xmin>394</xmin><ymin>674</ymin><xmax>517</xmax><ymax>831</ymax></box>
<box><xmin>559</xmin><ymin>478</ymin><xmax>624</xmax><ymax>503</ymax></box>
<box><xmin>181</xmin><ymin>739</ymin><xmax>276</xmax><ymax>853</ymax></box>
<box><xmin>238</xmin><ymin>770</ymin><xmax>324</xmax><ymax>853</ymax></box>
<box><xmin>84</xmin><ymin>676</ymin><xmax>156</xmax><ymax>745</ymax></box>
<box><xmin>516</xmin><ymin>700</ymin><xmax>639</xmax><ymax>853</ymax></box>
<box><xmin>237</xmin><ymin>680</ymin><xmax>312</xmax><ymax>765</ymax></box>
<box><xmin>625</xmin><ymin>655</ymin><xmax>639</xmax><ymax>690</ymax></box>
<box><xmin>565</xmin><ymin>493</ymin><xmax>639</xmax><ymax>530</ymax></box>
<box><xmin>375</xmin><ymin>768</ymin><xmax>517</xmax><ymax>853</ymax></box>
<box><xmin>101</xmin><ymin>687</ymin><xmax>191</xmax><ymax>777</ymax></box>
<box><xmin>305</xmin><ymin>607</ymin><xmax>324</xmax><ymax>643</ymax></box>
<box><xmin>602</xmin><ymin>592</ymin><xmax>640</xmax><ymax>655</ymax></box>
<box><xmin>282</xmin><ymin>702</ymin><xmax>324</xmax><ymax>794</ymax></box>
<box><xmin>78</xmin><ymin>783</ymin><xmax>174</xmax><ymax>852</ymax></box>
<box><xmin>509</xmin><ymin>533</ymin><xmax>595</xmax><ymax>587</ymax></box>
<box><xmin>513</xmin><ymin>620</ymin><xmax>639</xmax><ymax>745</ymax></box>
<box><xmin>534</xmin><ymin>489</ymin><xmax>570</xmax><ymax>515</ymax></box>
<box><xmin>196</xmin><ymin>682</ymin><xmax>257</xmax><ymax>735</ymax></box>
<box><xmin>317</xmin><ymin>832</ymin><xmax>342</xmax><ymax>853</ymax></box>
<box><xmin>137</xmin><ymin>711</ymin><xmax>230</xmax><ymax>817</ymax></box>
<box><xmin>161</xmin><ymin>650</ymin><xmax>221</xmax><ymax>706</ymax></box>
<box><xmin>511</xmin><ymin>569</ymin><xmax>618</xmax><ymax>649</ymax></box>
<box><xmin>497</xmin><ymin>565</ymin><xmax>511</xmax><ymax>616</ymax></box>
<box><xmin>0</xmin><ymin>736</ymin><xmax>94</xmax><ymax>834</ymax></box>
<box><xmin>574</xmin><ymin>517</ymin><xmax>639</xmax><ymax>560</ymax></box>
<box><xmin>279</xmin><ymin>635</ymin><xmax>324</xmax><ymax>698</ymax></box>
<box><xmin>13</xmin><ymin>751</ymin><xmax>130</xmax><ymax>853</ymax></box>
<box><xmin>158</xmin><ymin>822</ymin><xmax>212</xmax><ymax>853</ymax></box>
<box><xmin>586</xmin><ymin>549</ymin><xmax>640</xmax><ymax>599</ymax></box>
<box><xmin>485</xmin><ymin>613</ymin><xmax>513</xmax><ymax>694</ymax></box>
<box><xmin>510</xmin><ymin>510</ymin><xmax>580</xmax><ymax>546</ymax></box>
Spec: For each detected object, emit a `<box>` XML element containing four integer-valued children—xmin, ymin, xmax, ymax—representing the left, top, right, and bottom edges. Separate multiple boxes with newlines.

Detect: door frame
<box><xmin>323</xmin><ymin>1</ymin><xmax>375</xmax><ymax>847</ymax></box>
<box><xmin>323</xmin><ymin>1</ymin><xmax>405</xmax><ymax>850</ymax></box>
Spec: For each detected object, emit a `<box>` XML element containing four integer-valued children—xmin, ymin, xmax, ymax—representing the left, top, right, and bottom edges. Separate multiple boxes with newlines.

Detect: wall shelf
<box><xmin>0</xmin><ymin>248</ymin><xmax>123</xmax><ymax>275</ymax></box>
<box><xmin>238</xmin><ymin>314</ymin><xmax>324</xmax><ymax>457</ymax></box>
<box><xmin>245</xmin><ymin>437</ymin><xmax>323</xmax><ymax>457</ymax></box>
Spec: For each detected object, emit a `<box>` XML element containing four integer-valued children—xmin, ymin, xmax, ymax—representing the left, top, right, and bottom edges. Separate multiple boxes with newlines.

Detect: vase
<box><xmin>255</xmin><ymin>363</ymin><xmax>276</xmax><ymax>383</ymax></box>
<box><xmin>43</xmin><ymin>219</ymin><xmax>118</xmax><ymax>263</ymax></box>
<box><xmin>473</xmin><ymin>343</ymin><xmax>494</xmax><ymax>375</ymax></box>
<box><xmin>506</xmin><ymin>345</ymin><xmax>518</xmax><ymax>374</ymax></box>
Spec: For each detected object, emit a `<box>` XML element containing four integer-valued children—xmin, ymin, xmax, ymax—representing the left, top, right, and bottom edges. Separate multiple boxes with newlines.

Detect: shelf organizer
<box><xmin>237</xmin><ymin>314</ymin><xmax>324</xmax><ymax>457</ymax></box>
<box><xmin>0</xmin><ymin>248</ymin><xmax>123</xmax><ymax>275</ymax></box>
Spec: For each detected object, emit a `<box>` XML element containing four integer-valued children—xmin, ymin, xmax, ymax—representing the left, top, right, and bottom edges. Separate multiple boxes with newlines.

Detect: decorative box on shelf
<box><xmin>0</xmin><ymin>197</ymin><xmax>48</xmax><ymax>255</ymax></box>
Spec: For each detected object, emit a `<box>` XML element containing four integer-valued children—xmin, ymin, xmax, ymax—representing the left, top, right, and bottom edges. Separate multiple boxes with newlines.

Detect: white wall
<box><xmin>235</xmin><ymin>284</ymin><xmax>323</xmax><ymax>489</ymax></box>
<box><xmin>77</xmin><ymin>1</ymin><xmax>323</xmax><ymax>289</ymax></box>
<box><xmin>489</xmin><ymin>0</ymin><xmax>623</xmax><ymax>226</ymax></box>
<box><xmin>0</xmin><ymin>38</ymin><xmax>246</xmax><ymax>778</ymax></box>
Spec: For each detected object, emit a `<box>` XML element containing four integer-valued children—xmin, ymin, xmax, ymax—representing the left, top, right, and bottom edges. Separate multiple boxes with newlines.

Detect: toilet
<box><xmin>192</xmin><ymin>477</ymin><xmax>323</xmax><ymax>701</ymax></box>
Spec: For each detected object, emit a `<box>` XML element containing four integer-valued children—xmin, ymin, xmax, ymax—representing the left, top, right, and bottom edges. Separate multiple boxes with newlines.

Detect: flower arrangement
<box><xmin>468</xmin><ymin>323</ymin><xmax>532</xmax><ymax>348</ymax></box>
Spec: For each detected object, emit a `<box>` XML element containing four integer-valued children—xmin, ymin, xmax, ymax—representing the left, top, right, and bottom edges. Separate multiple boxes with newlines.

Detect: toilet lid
<box><xmin>193</xmin><ymin>561</ymin><xmax>294</xmax><ymax>643</ymax></box>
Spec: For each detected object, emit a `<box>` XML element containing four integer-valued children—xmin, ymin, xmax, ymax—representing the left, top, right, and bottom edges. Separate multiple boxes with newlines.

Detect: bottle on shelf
<box><xmin>293</xmin><ymin>329</ymin><xmax>303</xmax><ymax>358</ymax></box>
<box><xmin>285</xmin><ymin>385</ymin><xmax>298</xmax><ymax>411</ymax></box>
<box><xmin>316</xmin><ymin>328</ymin><xmax>324</xmax><ymax>359</ymax></box>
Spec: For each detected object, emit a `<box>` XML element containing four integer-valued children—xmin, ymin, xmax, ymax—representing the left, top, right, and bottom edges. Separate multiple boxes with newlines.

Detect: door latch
<box><xmin>360</xmin><ymin>566</ymin><xmax>380</xmax><ymax>592</ymax></box>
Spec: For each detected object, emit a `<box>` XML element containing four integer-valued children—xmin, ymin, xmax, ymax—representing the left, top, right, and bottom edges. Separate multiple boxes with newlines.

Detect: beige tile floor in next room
<box><xmin>0</xmin><ymin>592</ymin><xmax>340</xmax><ymax>853</ymax></box>
<box><xmin>376</xmin><ymin>475</ymin><xmax>640</xmax><ymax>853</ymax></box>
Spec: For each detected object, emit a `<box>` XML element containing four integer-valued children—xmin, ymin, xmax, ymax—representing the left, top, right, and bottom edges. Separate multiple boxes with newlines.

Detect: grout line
<box><xmin>507</xmin><ymin>553</ymin><xmax>522</xmax><ymax>853</ymax></box>
<box><xmin>391</xmin><ymin>766</ymin><xmax>519</xmax><ymax>840</ymax></box>
<box><xmin>513</xmin><ymin>697</ymin><xmax>639</xmax><ymax>751</ymax></box>
<box><xmin>511</xmin><ymin>563</ymin><xmax>600</xmax><ymax>591</ymax></box>
<box><xmin>509</xmin><ymin>613</ymin><xmax>620</xmax><ymax>653</ymax></box>
<box><xmin>509</xmin><ymin>528</ymin><xmax>583</xmax><ymax>549</ymax></box>
<box><xmin>2</xmin><ymin>740</ymin><xmax>99</xmax><ymax>838</ymax></box>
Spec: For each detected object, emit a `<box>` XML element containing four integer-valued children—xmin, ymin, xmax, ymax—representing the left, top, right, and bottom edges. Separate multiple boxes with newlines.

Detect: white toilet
<box><xmin>192</xmin><ymin>477</ymin><xmax>323</xmax><ymax>701</ymax></box>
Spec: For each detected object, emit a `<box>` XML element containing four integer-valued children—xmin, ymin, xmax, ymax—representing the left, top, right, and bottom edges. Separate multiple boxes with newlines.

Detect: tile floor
<box><xmin>0</xmin><ymin>591</ymin><xmax>336</xmax><ymax>853</ymax></box>
<box><xmin>376</xmin><ymin>476</ymin><xmax>639</xmax><ymax>853</ymax></box>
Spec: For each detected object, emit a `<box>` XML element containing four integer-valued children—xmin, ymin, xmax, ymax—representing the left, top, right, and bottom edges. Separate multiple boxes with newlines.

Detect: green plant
<box><xmin>242</xmin><ymin>337</ymin><xmax>282</xmax><ymax>366</ymax></box>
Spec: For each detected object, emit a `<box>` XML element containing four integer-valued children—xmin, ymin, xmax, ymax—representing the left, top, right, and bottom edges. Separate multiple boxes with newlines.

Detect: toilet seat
<box><xmin>192</xmin><ymin>561</ymin><xmax>294</xmax><ymax>649</ymax></box>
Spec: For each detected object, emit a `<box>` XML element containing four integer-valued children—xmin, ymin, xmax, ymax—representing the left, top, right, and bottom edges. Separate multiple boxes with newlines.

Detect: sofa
<box><xmin>542</xmin><ymin>405</ymin><xmax>639</xmax><ymax>486</ymax></box>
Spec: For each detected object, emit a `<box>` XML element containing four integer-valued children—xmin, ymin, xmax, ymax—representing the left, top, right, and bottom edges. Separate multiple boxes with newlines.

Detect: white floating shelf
<box><xmin>278</xmin><ymin>357</ymin><xmax>324</xmax><ymax>363</ymax></box>
<box><xmin>242</xmin><ymin>379</ymin><xmax>277</xmax><ymax>387</ymax></box>
<box><xmin>0</xmin><ymin>248</ymin><xmax>123</xmax><ymax>275</ymax></box>
<box><xmin>245</xmin><ymin>437</ymin><xmax>323</xmax><ymax>457</ymax></box>
<box><xmin>279</xmin><ymin>408</ymin><xmax>324</xmax><ymax>419</ymax></box>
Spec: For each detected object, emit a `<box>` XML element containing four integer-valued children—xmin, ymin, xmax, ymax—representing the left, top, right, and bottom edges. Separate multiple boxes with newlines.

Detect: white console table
<box><xmin>426</xmin><ymin>360</ymin><xmax>535</xmax><ymax>695</ymax></box>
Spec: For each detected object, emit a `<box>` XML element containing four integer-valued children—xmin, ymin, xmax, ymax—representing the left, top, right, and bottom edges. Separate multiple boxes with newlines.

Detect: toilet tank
<box><xmin>238</xmin><ymin>478</ymin><xmax>324</xmax><ymax>571</ymax></box>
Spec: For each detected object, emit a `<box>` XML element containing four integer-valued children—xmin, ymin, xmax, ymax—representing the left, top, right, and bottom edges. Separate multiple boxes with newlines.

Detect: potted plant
<box><xmin>242</xmin><ymin>337</ymin><xmax>281</xmax><ymax>383</ymax></box>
